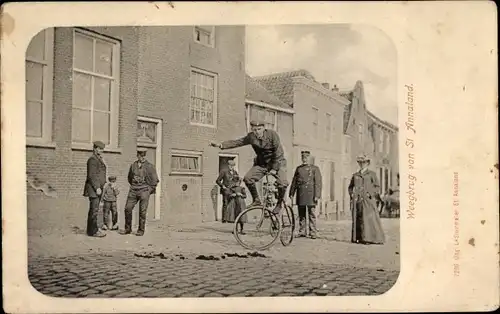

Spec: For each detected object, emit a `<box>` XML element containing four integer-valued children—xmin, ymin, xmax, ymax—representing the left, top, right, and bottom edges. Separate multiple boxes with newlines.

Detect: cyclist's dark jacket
<box><xmin>220</xmin><ymin>129</ymin><xmax>286</xmax><ymax>171</ymax></box>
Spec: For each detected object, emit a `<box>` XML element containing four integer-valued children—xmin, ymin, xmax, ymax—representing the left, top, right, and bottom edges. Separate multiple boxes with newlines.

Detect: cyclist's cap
<box><xmin>249</xmin><ymin>120</ymin><xmax>265</xmax><ymax>127</ymax></box>
<box><xmin>93</xmin><ymin>141</ymin><xmax>105</xmax><ymax>149</ymax></box>
<box><xmin>301</xmin><ymin>150</ymin><xmax>311</xmax><ymax>155</ymax></box>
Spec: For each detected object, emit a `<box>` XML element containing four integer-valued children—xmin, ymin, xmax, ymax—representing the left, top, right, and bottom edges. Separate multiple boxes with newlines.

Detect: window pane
<box><xmin>95</xmin><ymin>40</ymin><xmax>113</xmax><ymax>76</ymax></box>
<box><xmin>72</xmin><ymin>108</ymin><xmax>91</xmax><ymax>143</ymax></box>
<box><xmin>94</xmin><ymin>77</ymin><xmax>111</xmax><ymax>111</ymax></box>
<box><xmin>93</xmin><ymin>111</ymin><xmax>110</xmax><ymax>145</ymax></box>
<box><xmin>73</xmin><ymin>73</ymin><xmax>92</xmax><ymax>109</ymax></box>
<box><xmin>26</xmin><ymin>101</ymin><xmax>43</xmax><ymax>137</ymax></box>
<box><xmin>27</xmin><ymin>31</ymin><xmax>46</xmax><ymax>60</ymax></box>
<box><xmin>74</xmin><ymin>33</ymin><xmax>94</xmax><ymax>71</ymax></box>
<box><xmin>26</xmin><ymin>62</ymin><xmax>44</xmax><ymax>100</ymax></box>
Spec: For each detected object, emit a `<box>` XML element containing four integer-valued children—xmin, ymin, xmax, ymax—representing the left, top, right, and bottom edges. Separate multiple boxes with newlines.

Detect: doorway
<box><xmin>216</xmin><ymin>154</ymin><xmax>239</xmax><ymax>221</ymax></box>
<box><xmin>136</xmin><ymin>116</ymin><xmax>162</xmax><ymax>224</ymax></box>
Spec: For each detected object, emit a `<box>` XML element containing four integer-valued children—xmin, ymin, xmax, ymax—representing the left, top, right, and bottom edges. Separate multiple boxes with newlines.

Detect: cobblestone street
<box><xmin>28</xmin><ymin>219</ymin><xmax>400</xmax><ymax>298</ymax></box>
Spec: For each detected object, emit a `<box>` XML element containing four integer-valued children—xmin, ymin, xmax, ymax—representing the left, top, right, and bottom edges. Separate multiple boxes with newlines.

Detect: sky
<box><xmin>245</xmin><ymin>24</ymin><xmax>398</xmax><ymax>125</ymax></box>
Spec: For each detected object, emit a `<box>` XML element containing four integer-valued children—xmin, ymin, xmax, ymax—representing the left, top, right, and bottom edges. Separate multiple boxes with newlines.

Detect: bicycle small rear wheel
<box><xmin>233</xmin><ymin>205</ymin><xmax>281</xmax><ymax>251</ymax></box>
<box><xmin>280</xmin><ymin>205</ymin><xmax>295</xmax><ymax>246</ymax></box>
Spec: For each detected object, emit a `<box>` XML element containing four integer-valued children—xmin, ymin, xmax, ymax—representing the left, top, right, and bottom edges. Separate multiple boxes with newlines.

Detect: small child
<box><xmin>102</xmin><ymin>175</ymin><xmax>120</xmax><ymax>230</ymax></box>
<box><xmin>224</xmin><ymin>176</ymin><xmax>247</xmax><ymax>234</ymax></box>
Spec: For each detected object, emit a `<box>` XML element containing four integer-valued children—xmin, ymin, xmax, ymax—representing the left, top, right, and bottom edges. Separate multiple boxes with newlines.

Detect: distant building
<box><xmin>367</xmin><ymin>111</ymin><xmax>399</xmax><ymax>196</ymax></box>
<box><xmin>339</xmin><ymin>81</ymin><xmax>399</xmax><ymax>215</ymax></box>
<box><xmin>255</xmin><ymin>70</ymin><xmax>350</xmax><ymax>219</ymax></box>
<box><xmin>25</xmin><ymin>26</ymin><xmax>249</xmax><ymax>233</ymax></box>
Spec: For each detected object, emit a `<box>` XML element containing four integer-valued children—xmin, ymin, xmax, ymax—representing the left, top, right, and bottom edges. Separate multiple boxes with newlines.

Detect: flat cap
<box><xmin>137</xmin><ymin>147</ymin><xmax>148</xmax><ymax>154</ymax></box>
<box><xmin>249</xmin><ymin>120</ymin><xmax>265</xmax><ymax>127</ymax></box>
<box><xmin>301</xmin><ymin>150</ymin><xmax>311</xmax><ymax>155</ymax></box>
<box><xmin>108</xmin><ymin>175</ymin><xmax>117</xmax><ymax>181</ymax></box>
<box><xmin>93</xmin><ymin>141</ymin><xmax>105</xmax><ymax>149</ymax></box>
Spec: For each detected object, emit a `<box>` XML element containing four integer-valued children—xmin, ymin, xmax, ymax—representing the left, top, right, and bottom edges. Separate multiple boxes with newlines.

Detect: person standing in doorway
<box><xmin>215</xmin><ymin>159</ymin><xmax>238</xmax><ymax>223</ymax></box>
<box><xmin>83</xmin><ymin>141</ymin><xmax>107</xmax><ymax>238</ymax></box>
<box><xmin>289</xmin><ymin>151</ymin><xmax>322</xmax><ymax>239</ymax></box>
<box><xmin>121</xmin><ymin>148</ymin><xmax>159</xmax><ymax>236</ymax></box>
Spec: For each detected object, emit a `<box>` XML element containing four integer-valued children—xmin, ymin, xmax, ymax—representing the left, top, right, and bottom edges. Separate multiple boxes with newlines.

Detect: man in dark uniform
<box><xmin>289</xmin><ymin>151</ymin><xmax>322</xmax><ymax>239</ymax></box>
<box><xmin>210</xmin><ymin>120</ymin><xmax>288</xmax><ymax>214</ymax></box>
<box><xmin>215</xmin><ymin>159</ymin><xmax>238</xmax><ymax>222</ymax></box>
<box><xmin>83</xmin><ymin>141</ymin><xmax>107</xmax><ymax>237</ymax></box>
<box><xmin>121</xmin><ymin>148</ymin><xmax>159</xmax><ymax>236</ymax></box>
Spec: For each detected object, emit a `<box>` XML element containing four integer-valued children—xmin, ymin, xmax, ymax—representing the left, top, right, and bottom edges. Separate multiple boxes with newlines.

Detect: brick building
<box><xmin>255</xmin><ymin>70</ymin><xmax>350</xmax><ymax>219</ymax></box>
<box><xmin>25</xmin><ymin>26</ymin><xmax>249</xmax><ymax>233</ymax></box>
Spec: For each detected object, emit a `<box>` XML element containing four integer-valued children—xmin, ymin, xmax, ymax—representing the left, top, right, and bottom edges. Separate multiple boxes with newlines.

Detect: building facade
<box><xmin>339</xmin><ymin>81</ymin><xmax>399</xmax><ymax>216</ymax></box>
<box><xmin>255</xmin><ymin>70</ymin><xmax>350</xmax><ymax>219</ymax></box>
<box><xmin>367</xmin><ymin>111</ymin><xmax>399</xmax><ymax>196</ymax></box>
<box><xmin>25</xmin><ymin>26</ymin><xmax>249</xmax><ymax>233</ymax></box>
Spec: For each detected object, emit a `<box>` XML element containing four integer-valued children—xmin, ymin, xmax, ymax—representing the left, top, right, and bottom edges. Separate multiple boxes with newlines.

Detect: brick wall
<box><xmin>27</xmin><ymin>27</ymin><xmax>140</xmax><ymax>233</ymax></box>
<box><xmin>136</xmin><ymin>26</ymin><xmax>248</xmax><ymax>224</ymax></box>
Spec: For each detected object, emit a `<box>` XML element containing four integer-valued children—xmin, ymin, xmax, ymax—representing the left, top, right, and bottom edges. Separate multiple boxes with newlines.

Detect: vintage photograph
<box><xmin>26</xmin><ymin>24</ymin><xmax>400</xmax><ymax>298</ymax></box>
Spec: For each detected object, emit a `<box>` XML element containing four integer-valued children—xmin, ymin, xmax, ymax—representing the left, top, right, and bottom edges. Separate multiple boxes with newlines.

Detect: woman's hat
<box><xmin>356</xmin><ymin>154</ymin><xmax>370</xmax><ymax>162</ymax></box>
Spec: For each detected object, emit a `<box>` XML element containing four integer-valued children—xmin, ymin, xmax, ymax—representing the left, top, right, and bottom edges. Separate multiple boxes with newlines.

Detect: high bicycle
<box><xmin>233</xmin><ymin>172</ymin><xmax>296</xmax><ymax>251</ymax></box>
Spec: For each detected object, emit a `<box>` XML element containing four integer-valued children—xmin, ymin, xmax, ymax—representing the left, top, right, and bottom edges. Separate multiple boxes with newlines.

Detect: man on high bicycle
<box><xmin>210</xmin><ymin>120</ymin><xmax>288</xmax><ymax>214</ymax></box>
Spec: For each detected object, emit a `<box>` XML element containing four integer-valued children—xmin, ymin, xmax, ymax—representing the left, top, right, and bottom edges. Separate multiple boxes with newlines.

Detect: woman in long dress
<box><xmin>224</xmin><ymin>176</ymin><xmax>248</xmax><ymax>234</ymax></box>
<box><xmin>348</xmin><ymin>154</ymin><xmax>385</xmax><ymax>244</ymax></box>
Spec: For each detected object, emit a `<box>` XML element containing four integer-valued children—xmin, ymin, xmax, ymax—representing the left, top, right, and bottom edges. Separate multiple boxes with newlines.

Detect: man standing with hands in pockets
<box><xmin>289</xmin><ymin>151</ymin><xmax>322</xmax><ymax>239</ymax></box>
<box><xmin>83</xmin><ymin>141</ymin><xmax>107</xmax><ymax>238</ymax></box>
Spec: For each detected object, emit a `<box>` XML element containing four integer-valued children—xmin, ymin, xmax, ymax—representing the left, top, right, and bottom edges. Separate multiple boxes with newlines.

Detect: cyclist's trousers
<box><xmin>243</xmin><ymin>165</ymin><xmax>289</xmax><ymax>187</ymax></box>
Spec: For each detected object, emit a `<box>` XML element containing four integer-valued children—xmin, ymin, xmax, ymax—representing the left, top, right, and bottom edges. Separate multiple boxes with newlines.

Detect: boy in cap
<box><xmin>83</xmin><ymin>141</ymin><xmax>107</xmax><ymax>237</ymax></box>
<box><xmin>121</xmin><ymin>147</ymin><xmax>159</xmax><ymax>236</ymax></box>
<box><xmin>102</xmin><ymin>175</ymin><xmax>120</xmax><ymax>230</ymax></box>
<box><xmin>210</xmin><ymin>120</ymin><xmax>289</xmax><ymax>214</ymax></box>
<box><xmin>289</xmin><ymin>150</ymin><xmax>322</xmax><ymax>239</ymax></box>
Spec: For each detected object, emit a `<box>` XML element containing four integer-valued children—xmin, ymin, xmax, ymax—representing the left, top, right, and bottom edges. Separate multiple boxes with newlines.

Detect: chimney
<box><xmin>321</xmin><ymin>82</ymin><xmax>330</xmax><ymax>90</ymax></box>
<box><xmin>332</xmin><ymin>84</ymin><xmax>339</xmax><ymax>92</ymax></box>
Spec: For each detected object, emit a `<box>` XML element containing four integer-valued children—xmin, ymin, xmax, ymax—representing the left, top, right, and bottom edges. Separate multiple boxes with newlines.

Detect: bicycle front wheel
<box><xmin>233</xmin><ymin>206</ymin><xmax>281</xmax><ymax>251</ymax></box>
<box><xmin>280</xmin><ymin>205</ymin><xmax>295</xmax><ymax>246</ymax></box>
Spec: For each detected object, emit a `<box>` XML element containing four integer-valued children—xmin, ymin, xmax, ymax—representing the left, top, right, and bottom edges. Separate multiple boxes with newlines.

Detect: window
<box><xmin>385</xmin><ymin>133</ymin><xmax>391</xmax><ymax>154</ymax></box>
<box><xmin>190</xmin><ymin>68</ymin><xmax>217</xmax><ymax>127</ymax></box>
<box><xmin>250</xmin><ymin>106</ymin><xmax>277</xmax><ymax>130</ymax></box>
<box><xmin>71</xmin><ymin>29</ymin><xmax>120</xmax><ymax>148</ymax></box>
<box><xmin>25</xmin><ymin>28</ymin><xmax>54</xmax><ymax>144</ymax></box>
<box><xmin>378</xmin><ymin>129</ymin><xmax>384</xmax><ymax>153</ymax></box>
<box><xmin>344</xmin><ymin>136</ymin><xmax>351</xmax><ymax>155</ymax></box>
<box><xmin>358</xmin><ymin>123</ymin><xmax>364</xmax><ymax>144</ymax></box>
<box><xmin>325</xmin><ymin>113</ymin><xmax>332</xmax><ymax>142</ymax></box>
<box><xmin>193</xmin><ymin>26</ymin><xmax>215</xmax><ymax>47</ymax></box>
<box><xmin>312</xmin><ymin>107</ymin><xmax>319</xmax><ymax>137</ymax></box>
<box><xmin>171</xmin><ymin>150</ymin><xmax>202</xmax><ymax>174</ymax></box>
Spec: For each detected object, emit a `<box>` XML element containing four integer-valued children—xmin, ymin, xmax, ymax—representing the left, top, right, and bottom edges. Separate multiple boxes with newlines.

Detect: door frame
<box><xmin>216</xmin><ymin>153</ymin><xmax>239</xmax><ymax>221</ymax></box>
<box><xmin>137</xmin><ymin>116</ymin><xmax>162</xmax><ymax>221</ymax></box>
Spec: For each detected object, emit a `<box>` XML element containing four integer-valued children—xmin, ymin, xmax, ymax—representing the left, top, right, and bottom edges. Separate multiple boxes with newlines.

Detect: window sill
<box><xmin>170</xmin><ymin>172</ymin><xmax>203</xmax><ymax>177</ymax></box>
<box><xmin>72</xmin><ymin>144</ymin><xmax>122</xmax><ymax>154</ymax></box>
<box><xmin>190</xmin><ymin>122</ymin><xmax>217</xmax><ymax>129</ymax></box>
<box><xmin>193</xmin><ymin>41</ymin><xmax>215</xmax><ymax>49</ymax></box>
<box><xmin>26</xmin><ymin>141</ymin><xmax>57</xmax><ymax>149</ymax></box>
